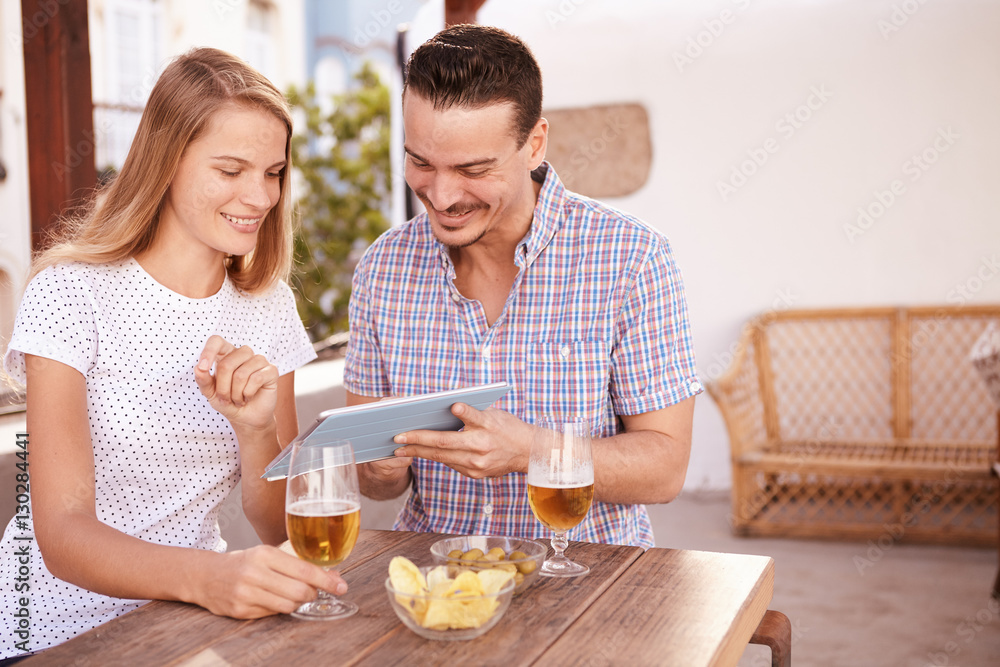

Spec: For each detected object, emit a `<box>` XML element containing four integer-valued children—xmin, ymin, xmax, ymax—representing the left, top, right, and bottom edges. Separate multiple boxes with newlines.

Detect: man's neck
<box><xmin>449</xmin><ymin>178</ymin><xmax>542</xmax><ymax>325</ymax></box>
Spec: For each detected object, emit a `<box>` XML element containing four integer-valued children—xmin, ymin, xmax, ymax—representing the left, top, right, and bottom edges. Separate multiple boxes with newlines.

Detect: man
<box><xmin>343</xmin><ymin>24</ymin><xmax>701</xmax><ymax>548</ymax></box>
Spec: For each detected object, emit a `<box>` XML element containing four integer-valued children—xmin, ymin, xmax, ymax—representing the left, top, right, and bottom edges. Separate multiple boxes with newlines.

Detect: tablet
<box><xmin>261</xmin><ymin>382</ymin><xmax>511</xmax><ymax>480</ymax></box>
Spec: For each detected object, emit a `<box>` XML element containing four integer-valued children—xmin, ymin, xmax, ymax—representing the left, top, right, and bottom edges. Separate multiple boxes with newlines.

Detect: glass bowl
<box><xmin>429</xmin><ymin>535</ymin><xmax>546</xmax><ymax>595</ymax></box>
<box><xmin>385</xmin><ymin>565</ymin><xmax>515</xmax><ymax>641</ymax></box>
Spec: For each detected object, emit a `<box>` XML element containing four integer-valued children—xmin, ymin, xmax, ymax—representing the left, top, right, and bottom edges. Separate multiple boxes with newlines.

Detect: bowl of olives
<box><xmin>430</xmin><ymin>535</ymin><xmax>546</xmax><ymax>595</ymax></box>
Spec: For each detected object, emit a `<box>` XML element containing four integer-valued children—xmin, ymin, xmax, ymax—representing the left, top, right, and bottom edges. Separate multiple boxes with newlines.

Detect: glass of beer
<box><xmin>285</xmin><ymin>440</ymin><xmax>361</xmax><ymax>620</ymax></box>
<box><xmin>527</xmin><ymin>420</ymin><xmax>594</xmax><ymax>577</ymax></box>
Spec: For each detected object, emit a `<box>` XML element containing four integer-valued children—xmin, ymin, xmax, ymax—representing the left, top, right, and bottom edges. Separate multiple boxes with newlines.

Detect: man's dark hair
<box><xmin>403</xmin><ymin>24</ymin><xmax>543</xmax><ymax>148</ymax></box>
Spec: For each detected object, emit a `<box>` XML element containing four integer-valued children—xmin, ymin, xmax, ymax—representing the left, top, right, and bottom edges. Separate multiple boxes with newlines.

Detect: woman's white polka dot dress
<box><xmin>0</xmin><ymin>259</ymin><xmax>315</xmax><ymax>656</ymax></box>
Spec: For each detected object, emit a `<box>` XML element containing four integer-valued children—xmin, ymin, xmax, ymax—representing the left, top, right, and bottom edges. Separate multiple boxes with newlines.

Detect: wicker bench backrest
<box><xmin>747</xmin><ymin>306</ymin><xmax>1000</xmax><ymax>446</ymax></box>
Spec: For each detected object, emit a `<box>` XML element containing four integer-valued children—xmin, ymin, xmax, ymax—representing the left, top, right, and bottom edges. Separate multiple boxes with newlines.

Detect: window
<box><xmin>245</xmin><ymin>1</ymin><xmax>277</xmax><ymax>84</ymax></box>
<box><xmin>95</xmin><ymin>0</ymin><xmax>164</xmax><ymax>171</ymax></box>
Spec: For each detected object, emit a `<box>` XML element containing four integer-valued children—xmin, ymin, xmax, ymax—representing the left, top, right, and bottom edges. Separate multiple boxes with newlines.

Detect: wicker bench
<box><xmin>706</xmin><ymin>306</ymin><xmax>1000</xmax><ymax>546</ymax></box>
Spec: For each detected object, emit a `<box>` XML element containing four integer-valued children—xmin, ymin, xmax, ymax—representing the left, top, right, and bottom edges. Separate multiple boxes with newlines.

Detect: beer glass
<box><xmin>285</xmin><ymin>440</ymin><xmax>361</xmax><ymax>620</ymax></box>
<box><xmin>527</xmin><ymin>420</ymin><xmax>594</xmax><ymax>577</ymax></box>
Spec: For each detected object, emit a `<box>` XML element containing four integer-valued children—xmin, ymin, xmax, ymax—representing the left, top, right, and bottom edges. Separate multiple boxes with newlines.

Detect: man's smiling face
<box><xmin>402</xmin><ymin>92</ymin><xmax>542</xmax><ymax>250</ymax></box>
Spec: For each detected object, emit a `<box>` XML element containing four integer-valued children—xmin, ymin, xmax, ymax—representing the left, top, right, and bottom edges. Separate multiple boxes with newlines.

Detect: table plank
<box><xmin>21</xmin><ymin>599</ymin><xmax>250</xmax><ymax>667</ymax></box>
<box><xmin>536</xmin><ymin>549</ymin><xmax>774</xmax><ymax>667</ymax></box>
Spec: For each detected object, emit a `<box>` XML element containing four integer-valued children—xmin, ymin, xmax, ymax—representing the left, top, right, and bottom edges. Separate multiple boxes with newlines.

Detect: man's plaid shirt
<box><xmin>344</xmin><ymin>163</ymin><xmax>701</xmax><ymax>547</ymax></box>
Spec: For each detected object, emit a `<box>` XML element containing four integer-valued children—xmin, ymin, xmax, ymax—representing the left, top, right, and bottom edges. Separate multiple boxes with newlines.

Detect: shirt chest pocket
<box><xmin>523</xmin><ymin>340</ymin><xmax>610</xmax><ymax>429</ymax></box>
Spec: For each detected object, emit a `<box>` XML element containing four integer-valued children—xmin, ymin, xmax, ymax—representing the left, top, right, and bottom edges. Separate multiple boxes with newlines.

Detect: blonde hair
<box><xmin>32</xmin><ymin>47</ymin><xmax>294</xmax><ymax>293</ymax></box>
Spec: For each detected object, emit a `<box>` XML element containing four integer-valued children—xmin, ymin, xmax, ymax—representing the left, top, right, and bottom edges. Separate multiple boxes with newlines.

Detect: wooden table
<box><xmin>23</xmin><ymin>530</ymin><xmax>774</xmax><ymax>666</ymax></box>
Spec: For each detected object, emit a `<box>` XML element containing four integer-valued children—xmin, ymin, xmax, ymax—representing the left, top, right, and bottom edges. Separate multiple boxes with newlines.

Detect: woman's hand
<box><xmin>193</xmin><ymin>545</ymin><xmax>348</xmax><ymax>619</ymax></box>
<box><xmin>194</xmin><ymin>335</ymin><xmax>279</xmax><ymax>431</ymax></box>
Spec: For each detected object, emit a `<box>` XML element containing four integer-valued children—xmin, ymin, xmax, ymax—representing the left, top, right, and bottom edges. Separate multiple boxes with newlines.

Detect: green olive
<box><xmin>461</xmin><ymin>548</ymin><xmax>485</xmax><ymax>561</ymax></box>
<box><xmin>516</xmin><ymin>559</ymin><xmax>537</xmax><ymax>575</ymax></box>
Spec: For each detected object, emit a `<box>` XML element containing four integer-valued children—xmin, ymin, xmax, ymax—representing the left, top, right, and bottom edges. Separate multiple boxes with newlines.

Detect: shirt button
<box><xmin>482</xmin><ymin>346</ymin><xmax>491</xmax><ymax>357</ymax></box>
<box><xmin>483</xmin><ymin>503</ymin><xmax>493</xmax><ymax>516</ymax></box>
<box><xmin>450</xmin><ymin>292</ymin><xmax>462</xmax><ymax>303</ymax></box>
<box><xmin>560</xmin><ymin>345</ymin><xmax>571</xmax><ymax>359</ymax></box>
<box><xmin>690</xmin><ymin>381</ymin><xmax>703</xmax><ymax>393</ymax></box>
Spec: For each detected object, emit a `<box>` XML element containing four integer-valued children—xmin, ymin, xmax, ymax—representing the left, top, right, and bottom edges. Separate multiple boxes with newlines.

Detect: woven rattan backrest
<box><xmin>721</xmin><ymin>329</ymin><xmax>769</xmax><ymax>451</ymax></box>
<box><xmin>907</xmin><ymin>307</ymin><xmax>1000</xmax><ymax>443</ymax></box>
<box><xmin>763</xmin><ymin>309</ymin><xmax>895</xmax><ymax>442</ymax></box>
<box><xmin>758</xmin><ymin>306</ymin><xmax>1000</xmax><ymax>445</ymax></box>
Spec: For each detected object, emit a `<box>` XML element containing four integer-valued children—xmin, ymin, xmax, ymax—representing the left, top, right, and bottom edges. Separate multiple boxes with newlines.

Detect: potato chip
<box><xmin>423</xmin><ymin>595</ymin><xmax>489</xmax><ymax>629</ymax></box>
<box><xmin>476</xmin><ymin>568</ymin><xmax>515</xmax><ymax>595</ymax></box>
<box><xmin>389</xmin><ymin>556</ymin><xmax>429</xmax><ymax>621</ymax></box>
<box><xmin>429</xmin><ymin>580</ymin><xmax>454</xmax><ymax>597</ymax></box>
<box><xmin>421</xmin><ymin>599</ymin><xmax>457</xmax><ymax>630</ymax></box>
<box><xmin>389</xmin><ymin>556</ymin><xmax>427</xmax><ymax>594</ymax></box>
<box><xmin>446</xmin><ymin>570</ymin><xmax>484</xmax><ymax>598</ymax></box>
<box><xmin>457</xmin><ymin>599</ymin><xmax>497</xmax><ymax>630</ymax></box>
<box><xmin>425</xmin><ymin>597</ymin><xmax>493</xmax><ymax>630</ymax></box>
<box><xmin>425</xmin><ymin>565</ymin><xmax>451</xmax><ymax>592</ymax></box>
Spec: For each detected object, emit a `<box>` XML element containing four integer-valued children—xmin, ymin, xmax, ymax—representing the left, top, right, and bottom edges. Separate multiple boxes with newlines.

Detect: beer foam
<box><xmin>527</xmin><ymin>465</ymin><xmax>593</xmax><ymax>488</ymax></box>
<box><xmin>287</xmin><ymin>499</ymin><xmax>360</xmax><ymax>516</ymax></box>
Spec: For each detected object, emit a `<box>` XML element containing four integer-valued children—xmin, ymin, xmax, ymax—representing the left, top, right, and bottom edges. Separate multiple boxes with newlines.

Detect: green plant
<box><xmin>287</xmin><ymin>63</ymin><xmax>391</xmax><ymax>342</ymax></box>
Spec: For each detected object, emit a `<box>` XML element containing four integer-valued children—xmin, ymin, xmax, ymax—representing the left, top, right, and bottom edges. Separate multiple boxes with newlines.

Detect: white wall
<box><xmin>422</xmin><ymin>0</ymin><xmax>1000</xmax><ymax>490</ymax></box>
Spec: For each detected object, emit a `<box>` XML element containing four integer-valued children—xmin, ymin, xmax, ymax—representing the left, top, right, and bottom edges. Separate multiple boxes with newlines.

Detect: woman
<box><xmin>0</xmin><ymin>48</ymin><xmax>344</xmax><ymax>660</ymax></box>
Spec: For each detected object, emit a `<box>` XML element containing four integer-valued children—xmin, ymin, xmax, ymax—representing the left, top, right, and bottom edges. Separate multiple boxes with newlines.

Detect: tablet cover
<box><xmin>261</xmin><ymin>382</ymin><xmax>511</xmax><ymax>480</ymax></box>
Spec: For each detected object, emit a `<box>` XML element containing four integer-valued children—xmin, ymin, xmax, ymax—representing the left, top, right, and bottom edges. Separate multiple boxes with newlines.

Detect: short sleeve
<box><xmin>2</xmin><ymin>264</ymin><xmax>98</xmax><ymax>383</ymax></box>
<box><xmin>343</xmin><ymin>251</ymin><xmax>390</xmax><ymax>397</ymax></box>
<box><xmin>265</xmin><ymin>281</ymin><xmax>317</xmax><ymax>376</ymax></box>
<box><xmin>610</xmin><ymin>239</ymin><xmax>702</xmax><ymax>415</ymax></box>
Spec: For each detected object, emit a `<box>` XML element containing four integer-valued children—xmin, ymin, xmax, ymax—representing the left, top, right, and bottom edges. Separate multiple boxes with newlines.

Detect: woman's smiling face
<box><xmin>158</xmin><ymin>104</ymin><xmax>288</xmax><ymax>261</ymax></box>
